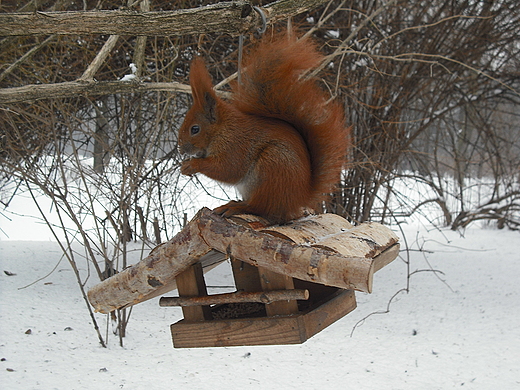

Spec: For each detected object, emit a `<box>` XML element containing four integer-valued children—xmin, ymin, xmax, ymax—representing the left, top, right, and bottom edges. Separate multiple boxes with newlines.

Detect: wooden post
<box><xmin>175</xmin><ymin>263</ymin><xmax>212</xmax><ymax>322</ymax></box>
<box><xmin>231</xmin><ymin>257</ymin><xmax>263</xmax><ymax>293</ymax></box>
<box><xmin>258</xmin><ymin>267</ymin><xmax>299</xmax><ymax>316</ymax></box>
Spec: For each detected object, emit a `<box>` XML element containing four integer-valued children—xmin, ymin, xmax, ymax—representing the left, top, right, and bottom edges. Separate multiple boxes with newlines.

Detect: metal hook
<box><xmin>253</xmin><ymin>6</ymin><xmax>267</xmax><ymax>35</ymax></box>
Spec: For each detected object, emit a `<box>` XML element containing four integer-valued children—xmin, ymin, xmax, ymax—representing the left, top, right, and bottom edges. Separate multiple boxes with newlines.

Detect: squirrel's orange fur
<box><xmin>178</xmin><ymin>31</ymin><xmax>349</xmax><ymax>224</ymax></box>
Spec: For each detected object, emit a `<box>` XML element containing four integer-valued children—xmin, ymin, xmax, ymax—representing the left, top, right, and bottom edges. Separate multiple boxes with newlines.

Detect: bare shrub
<box><xmin>1</xmin><ymin>0</ymin><xmax>519</xmax><ymax>345</ymax></box>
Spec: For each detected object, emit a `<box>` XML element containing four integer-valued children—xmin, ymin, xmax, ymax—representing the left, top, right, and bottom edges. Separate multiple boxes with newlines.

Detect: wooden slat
<box><xmin>301</xmin><ymin>289</ymin><xmax>357</xmax><ymax>339</ymax></box>
<box><xmin>171</xmin><ymin>316</ymin><xmax>306</xmax><ymax>348</ymax></box>
<box><xmin>117</xmin><ymin>250</ymin><xmax>226</xmax><ymax>311</ymax></box>
<box><xmin>87</xmin><ymin>208</ymin><xmax>213</xmax><ymax>314</ymax></box>
<box><xmin>229</xmin><ymin>214</ymin><xmax>270</xmax><ymax>230</ymax></box>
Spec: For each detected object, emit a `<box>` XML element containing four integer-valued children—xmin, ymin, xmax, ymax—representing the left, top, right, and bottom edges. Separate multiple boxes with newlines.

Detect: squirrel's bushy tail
<box><xmin>233</xmin><ymin>31</ymin><xmax>348</xmax><ymax>203</ymax></box>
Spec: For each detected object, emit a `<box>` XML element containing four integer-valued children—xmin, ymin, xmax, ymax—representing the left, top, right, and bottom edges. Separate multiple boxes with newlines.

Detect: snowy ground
<box><xmin>1</xmin><ymin>221</ymin><xmax>519</xmax><ymax>389</ymax></box>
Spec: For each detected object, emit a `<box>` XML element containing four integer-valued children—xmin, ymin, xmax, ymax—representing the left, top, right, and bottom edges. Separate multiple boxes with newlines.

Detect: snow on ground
<box><xmin>1</xmin><ymin>222</ymin><xmax>520</xmax><ymax>389</ymax></box>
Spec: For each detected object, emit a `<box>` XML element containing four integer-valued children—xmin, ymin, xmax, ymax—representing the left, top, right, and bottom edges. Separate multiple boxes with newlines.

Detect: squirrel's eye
<box><xmin>190</xmin><ymin>125</ymin><xmax>200</xmax><ymax>135</ymax></box>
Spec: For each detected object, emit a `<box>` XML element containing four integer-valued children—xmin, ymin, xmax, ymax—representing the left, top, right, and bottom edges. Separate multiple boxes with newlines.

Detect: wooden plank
<box><xmin>229</xmin><ymin>214</ymin><xmax>270</xmax><ymax>230</ymax></box>
<box><xmin>116</xmin><ymin>251</ymin><xmax>226</xmax><ymax>311</ymax></box>
<box><xmin>171</xmin><ymin>315</ymin><xmax>307</xmax><ymax>348</ymax></box>
<box><xmin>231</xmin><ymin>257</ymin><xmax>263</xmax><ymax>293</ymax></box>
<box><xmin>258</xmin><ymin>268</ymin><xmax>299</xmax><ymax>316</ymax></box>
<box><xmin>169</xmin><ymin>289</ymin><xmax>357</xmax><ymax>348</ymax></box>
<box><xmin>175</xmin><ymin>263</ymin><xmax>212</xmax><ymax>321</ymax></box>
<box><xmin>301</xmin><ymin>289</ymin><xmax>357</xmax><ymax>339</ymax></box>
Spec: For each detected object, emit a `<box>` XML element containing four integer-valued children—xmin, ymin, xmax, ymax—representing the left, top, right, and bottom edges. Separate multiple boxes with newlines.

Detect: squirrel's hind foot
<box><xmin>213</xmin><ymin>201</ymin><xmax>292</xmax><ymax>225</ymax></box>
<box><xmin>213</xmin><ymin>201</ymin><xmax>251</xmax><ymax>218</ymax></box>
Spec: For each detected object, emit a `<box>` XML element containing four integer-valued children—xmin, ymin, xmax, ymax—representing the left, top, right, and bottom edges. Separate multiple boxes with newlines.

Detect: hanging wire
<box><xmin>238</xmin><ymin>6</ymin><xmax>267</xmax><ymax>85</ymax></box>
<box><xmin>238</xmin><ymin>34</ymin><xmax>244</xmax><ymax>85</ymax></box>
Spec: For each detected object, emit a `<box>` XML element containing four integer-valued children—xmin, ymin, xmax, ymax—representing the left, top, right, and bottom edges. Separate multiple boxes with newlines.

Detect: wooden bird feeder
<box><xmin>88</xmin><ymin>207</ymin><xmax>399</xmax><ymax>348</ymax></box>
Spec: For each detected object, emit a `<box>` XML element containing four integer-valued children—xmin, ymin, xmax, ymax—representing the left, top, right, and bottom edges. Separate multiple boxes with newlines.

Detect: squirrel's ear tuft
<box><xmin>189</xmin><ymin>57</ymin><xmax>217</xmax><ymax>108</ymax></box>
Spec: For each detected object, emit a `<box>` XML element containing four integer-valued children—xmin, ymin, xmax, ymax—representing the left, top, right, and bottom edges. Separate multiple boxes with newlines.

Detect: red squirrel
<box><xmin>178</xmin><ymin>30</ymin><xmax>349</xmax><ymax>224</ymax></box>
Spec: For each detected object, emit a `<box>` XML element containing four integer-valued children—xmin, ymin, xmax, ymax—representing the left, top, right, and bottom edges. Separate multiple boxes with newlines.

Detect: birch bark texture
<box><xmin>88</xmin><ymin>208</ymin><xmax>399</xmax><ymax>314</ymax></box>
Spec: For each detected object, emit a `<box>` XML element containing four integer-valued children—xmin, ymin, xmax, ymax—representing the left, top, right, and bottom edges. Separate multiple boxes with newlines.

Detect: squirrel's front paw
<box><xmin>180</xmin><ymin>159</ymin><xmax>197</xmax><ymax>176</ymax></box>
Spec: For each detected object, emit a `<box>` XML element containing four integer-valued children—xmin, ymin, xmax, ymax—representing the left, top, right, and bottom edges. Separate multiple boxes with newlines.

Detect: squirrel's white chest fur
<box><xmin>235</xmin><ymin>166</ymin><xmax>258</xmax><ymax>200</ymax></box>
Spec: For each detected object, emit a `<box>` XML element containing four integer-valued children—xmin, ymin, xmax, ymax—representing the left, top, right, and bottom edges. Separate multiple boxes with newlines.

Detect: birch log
<box><xmin>87</xmin><ymin>208</ymin><xmax>213</xmax><ymax>314</ymax></box>
<box><xmin>197</xmin><ymin>210</ymin><xmax>376</xmax><ymax>292</ymax></box>
<box><xmin>88</xmin><ymin>208</ymin><xmax>399</xmax><ymax>313</ymax></box>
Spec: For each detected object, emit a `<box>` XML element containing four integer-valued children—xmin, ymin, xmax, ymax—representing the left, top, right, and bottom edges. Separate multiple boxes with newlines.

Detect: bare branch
<box><xmin>306</xmin><ymin>0</ymin><xmax>399</xmax><ymax>78</ymax></box>
<box><xmin>79</xmin><ymin>35</ymin><xmax>120</xmax><ymax>82</ymax></box>
<box><xmin>0</xmin><ymin>35</ymin><xmax>56</xmax><ymax>83</ymax></box>
<box><xmin>159</xmin><ymin>289</ymin><xmax>310</xmax><ymax>307</ymax></box>
<box><xmin>0</xmin><ymin>2</ymin><xmax>256</xmax><ymax>36</ymax></box>
<box><xmin>0</xmin><ymin>0</ymin><xmax>330</xmax><ymax>37</ymax></box>
<box><xmin>0</xmin><ymin>80</ymin><xmax>191</xmax><ymax>104</ymax></box>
